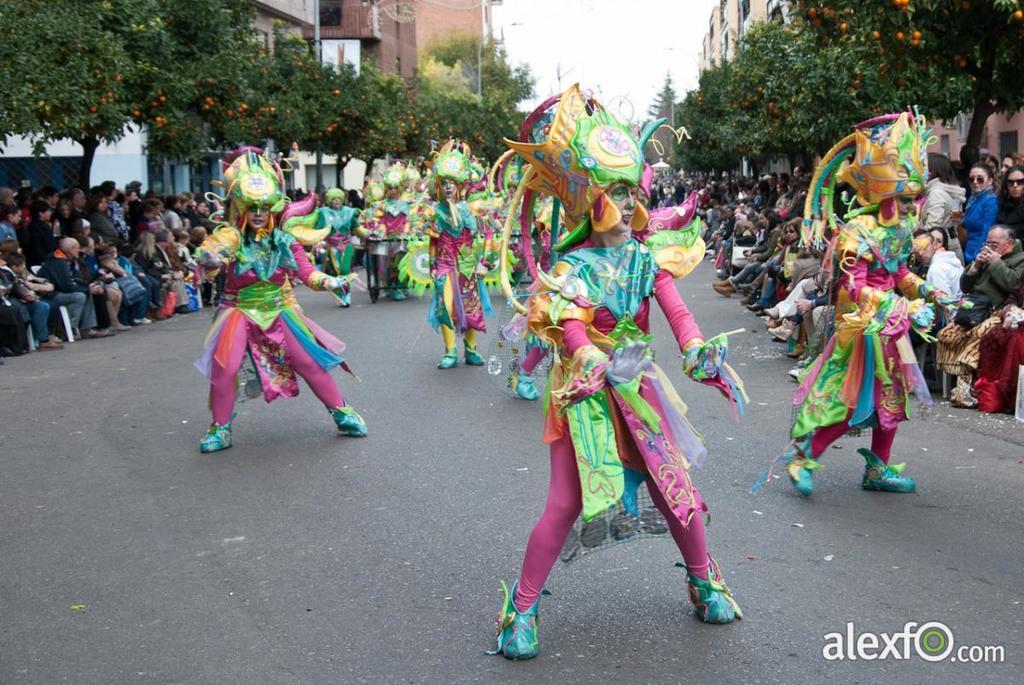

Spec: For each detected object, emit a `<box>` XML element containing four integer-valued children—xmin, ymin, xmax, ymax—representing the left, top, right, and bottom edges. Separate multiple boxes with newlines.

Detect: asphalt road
<box><xmin>2</xmin><ymin>261</ymin><xmax>1022</xmax><ymax>684</ymax></box>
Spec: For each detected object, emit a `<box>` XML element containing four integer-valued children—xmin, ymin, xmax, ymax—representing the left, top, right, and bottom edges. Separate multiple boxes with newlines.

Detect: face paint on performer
<box><xmin>247</xmin><ymin>203</ymin><xmax>271</xmax><ymax>230</ymax></box>
<box><xmin>442</xmin><ymin>180</ymin><xmax>459</xmax><ymax>201</ymax></box>
<box><xmin>607</xmin><ymin>182</ymin><xmax>640</xmax><ymax>235</ymax></box>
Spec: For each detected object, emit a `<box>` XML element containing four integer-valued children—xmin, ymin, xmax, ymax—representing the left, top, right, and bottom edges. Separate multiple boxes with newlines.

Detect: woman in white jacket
<box><xmin>920</xmin><ymin>153</ymin><xmax>967</xmax><ymax>261</ymax></box>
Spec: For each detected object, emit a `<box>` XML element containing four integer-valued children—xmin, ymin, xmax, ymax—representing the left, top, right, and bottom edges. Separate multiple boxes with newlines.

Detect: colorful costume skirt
<box><xmin>792</xmin><ymin>331</ymin><xmax>931</xmax><ymax>437</ymax></box>
<box><xmin>546</xmin><ymin>360</ymin><xmax>709</xmax><ymax>529</ymax></box>
<box><xmin>428</xmin><ymin>268</ymin><xmax>492</xmax><ymax>333</ymax></box>
<box><xmin>194</xmin><ymin>282</ymin><xmax>348</xmax><ymax>402</ymax></box>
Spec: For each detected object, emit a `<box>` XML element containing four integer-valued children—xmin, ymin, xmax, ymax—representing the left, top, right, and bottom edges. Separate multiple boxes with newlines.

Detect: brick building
<box><xmin>415</xmin><ymin>0</ymin><xmax>497</xmax><ymax>53</ymax></box>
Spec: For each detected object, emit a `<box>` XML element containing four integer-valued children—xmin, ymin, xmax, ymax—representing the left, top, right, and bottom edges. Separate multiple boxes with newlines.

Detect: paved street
<box><xmin>1</xmin><ymin>261</ymin><xmax>1021</xmax><ymax>684</ymax></box>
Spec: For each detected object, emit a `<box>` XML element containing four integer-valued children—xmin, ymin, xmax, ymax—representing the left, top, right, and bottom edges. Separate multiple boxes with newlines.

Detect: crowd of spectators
<box><xmin>0</xmin><ymin>181</ymin><xmax>215</xmax><ymax>362</ymax></box>
<box><xmin>693</xmin><ymin>147</ymin><xmax>1024</xmax><ymax>417</ymax></box>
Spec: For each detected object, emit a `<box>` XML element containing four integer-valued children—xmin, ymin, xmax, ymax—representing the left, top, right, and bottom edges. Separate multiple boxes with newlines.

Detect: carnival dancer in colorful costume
<box><xmin>756</xmin><ymin>112</ymin><xmax>960</xmax><ymax>497</ymax></box>
<box><xmin>319</xmin><ymin>187</ymin><xmax>365</xmax><ymax>307</ymax></box>
<box><xmin>488</xmin><ymin>86</ymin><xmax>748</xmax><ymax>661</ymax></box>
<box><xmin>193</xmin><ymin>148</ymin><xmax>367</xmax><ymax>453</ymax></box>
<box><xmin>361</xmin><ymin>163</ymin><xmax>413</xmax><ymax>300</ymax></box>
<box><xmin>424</xmin><ymin>140</ymin><xmax>495</xmax><ymax>369</ymax></box>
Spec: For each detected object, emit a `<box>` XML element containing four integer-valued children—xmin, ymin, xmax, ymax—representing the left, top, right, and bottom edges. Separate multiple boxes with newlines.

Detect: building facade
<box><xmin>700</xmin><ymin>0</ymin><xmax>786</xmax><ymax>72</ymax></box>
<box><xmin>415</xmin><ymin>0</ymin><xmax>497</xmax><ymax>53</ymax></box>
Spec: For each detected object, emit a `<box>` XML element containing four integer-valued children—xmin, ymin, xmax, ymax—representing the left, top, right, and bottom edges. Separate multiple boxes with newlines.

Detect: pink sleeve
<box><xmin>843</xmin><ymin>258</ymin><xmax>870</xmax><ymax>302</ymax></box>
<box><xmin>290</xmin><ymin>241</ymin><xmax>320</xmax><ymax>286</ymax></box>
<box><xmin>562</xmin><ymin>318</ymin><xmax>593</xmax><ymax>356</ymax></box>
<box><xmin>654</xmin><ymin>269</ymin><xmax>703</xmax><ymax>350</ymax></box>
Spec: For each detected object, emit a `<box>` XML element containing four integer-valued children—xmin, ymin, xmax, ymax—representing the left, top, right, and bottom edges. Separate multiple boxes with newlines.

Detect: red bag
<box><xmin>159</xmin><ymin>290</ymin><xmax>178</xmax><ymax>318</ymax></box>
<box><xmin>975</xmin><ymin>377</ymin><xmax>1006</xmax><ymax>414</ymax></box>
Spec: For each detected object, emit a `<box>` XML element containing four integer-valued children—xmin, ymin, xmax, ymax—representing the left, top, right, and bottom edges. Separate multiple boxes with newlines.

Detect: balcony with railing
<box><xmin>302</xmin><ymin>0</ymin><xmax>380</xmax><ymax>41</ymax></box>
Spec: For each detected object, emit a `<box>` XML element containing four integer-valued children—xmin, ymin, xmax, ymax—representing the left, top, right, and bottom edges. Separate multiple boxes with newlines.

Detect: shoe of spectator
<box><xmin>712</xmin><ymin>280</ymin><xmax>735</xmax><ymax>297</ymax></box>
<box><xmin>82</xmin><ymin>328</ymin><xmax>114</xmax><ymax>339</ymax></box>
<box><xmin>746</xmin><ymin>303</ymin><xmax>767</xmax><ymax>313</ymax></box>
<box><xmin>174</xmin><ymin>305</ymin><xmax>192</xmax><ymax>315</ymax></box>
<box><xmin>785</xmin><ymin>344</ymin><xmax>806</xmax><ymax>359</ymax></box>
<box><xmin>768</xmin><ymin>322</ymin><xmax>793</xmax><ymax>341</ymax></box>
<box><xmin>132</xmin><ymin>318</ymin><xmax>153</xmax><ymax>325</ymax></box>
<box><xmin>149</xmin><ymin>309</ymin><xmax>168</xmax><ymax>321</ymax></box>
<box><xmin>112</xmin><ymin>322</ymin><xmax>131</xmax><ymax>332</ymax></box>
<box><xmin>788</xmin><ymin>367</ymin><xmax>802</xmax><ymax>381</ymax></box>
<box><xmin>38</xmin><ymin>340</ymin><xmax>64</xmax><ymax>350</ymax></box>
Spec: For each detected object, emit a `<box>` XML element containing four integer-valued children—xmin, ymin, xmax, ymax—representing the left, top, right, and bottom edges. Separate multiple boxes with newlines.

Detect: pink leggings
<box><xmin>518</xmin><ymin>346</ymin><xmax>547</xmax><ymax>375</ymax></box>
<box><xmin>209</xmin><ymin>322</ymin><xmax>345</xmax><ymax>425</ymax></box>
<box><xmin>513</xmin><ymin>434</ymin><xmax>710</xmax><ymax>612</ymax></box>
<box><xmin>810</xmin><ymin>420</ymin><xmax>897</xmax><ymax>463</ymax></box>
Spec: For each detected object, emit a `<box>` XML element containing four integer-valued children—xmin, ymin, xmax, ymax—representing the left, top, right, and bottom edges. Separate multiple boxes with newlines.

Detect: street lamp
<box><xmin>313</xmin><ymin>0</ymin><xmax>324</xmax><ymax>193</ymax></box>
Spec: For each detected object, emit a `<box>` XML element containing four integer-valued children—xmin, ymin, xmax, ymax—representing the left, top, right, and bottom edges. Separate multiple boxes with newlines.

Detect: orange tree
<box><xmin>793</xmin><ymin>0</ymin><xmax>1024</xmax><ymax>148</ymax></box>
<box><xmin>0</xmin><ymin>0</ymin><xmax>263</xmax><ymax>186</ymax></box>
<box><xmin>676</xmin><ymin>21</ymin><xmax>897</xmax><ymax>172</ymax></box>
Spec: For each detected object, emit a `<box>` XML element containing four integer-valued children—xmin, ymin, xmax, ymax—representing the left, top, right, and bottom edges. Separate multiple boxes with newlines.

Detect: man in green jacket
<box><xmin>960</xmin><ymin>225</ymin><xmax>1024</xmax><ymax>307</ymax></box>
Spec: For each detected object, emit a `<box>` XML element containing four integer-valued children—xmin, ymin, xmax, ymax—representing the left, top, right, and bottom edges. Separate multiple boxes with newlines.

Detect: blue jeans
<box><xmin>15</xmin><ymin>299</ymin><xmax>51</xmax><ymax>343</ymax></box>
<box><xmin>119</xmin><ymin>292</ymin><xmax>148</xmax><ymax>324</ymax></box>
<box><xmin>140</xmin><ymin>273</ymin><xmax>162</xmax><ymax>308</ymax></box>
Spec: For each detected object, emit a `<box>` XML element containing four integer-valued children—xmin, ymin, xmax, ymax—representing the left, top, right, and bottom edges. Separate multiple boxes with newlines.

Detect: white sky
<box><xmin>492</xmin><ymin>0</ymin><xmax>717</xmax><ymax>119</ymax></box>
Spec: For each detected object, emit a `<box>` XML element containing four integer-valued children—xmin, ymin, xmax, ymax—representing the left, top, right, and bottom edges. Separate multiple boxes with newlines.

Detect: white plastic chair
<box><xmin>28</xmin><ymin>266</ymin><xmax>74</xmax><ymax>341</ymax></box>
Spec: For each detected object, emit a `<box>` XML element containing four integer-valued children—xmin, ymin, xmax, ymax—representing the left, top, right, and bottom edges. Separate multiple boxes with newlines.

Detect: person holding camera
<box><xmin>937</xmin><ymin>225</ymin><xmax>1024</xmax><ymax>406</ymax></box>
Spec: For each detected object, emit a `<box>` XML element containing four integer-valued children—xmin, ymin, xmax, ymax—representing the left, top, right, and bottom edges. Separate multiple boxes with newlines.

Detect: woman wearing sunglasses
<box><xmin>997</xmin><ymin>165</ymin><xmax>1024</xmax><ymax>243</ymax></box>
<box><xmin>962</xmin><ymin>164</ymin><xmax>999</xmax><ymax>263</ymax></box>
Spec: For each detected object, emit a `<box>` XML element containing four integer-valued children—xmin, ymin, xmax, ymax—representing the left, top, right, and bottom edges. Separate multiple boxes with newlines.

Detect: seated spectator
<box><xmin>135</xmin><ymin>230</ymin><xmax>189</xmax><ymax>316</ymax></box>
<box><xmin>938</xmin><ymin>225</ymin><xmax>1024</xmax><ymax>407</ymax></box>
<box><xmin>0</xmin><ymin>203</ymin><xmax>19</xmax><ymax>243</ymax></box>
<box><xmin>119</xmin><ymin>243</ymin><xmax>164</xmax><ymax>320</ymax></box>
<box><xmin>745</xmin><ymin>219</ymin><xmax>800</xmax><ymax>313</ymax></box>
<box><xmin>23</xmin><ymin>200</ymin><xmax>56</xmax><ymax>267</ymax></box>
<box><xmin>976</xmin><ymin>273</ymin><xmax>1024</xmax><ymax>413</ymax></box>
<box><xmin>921</xmin><ymin>153</ymin><xmax>966</xmax><ymax>261</ymax></box>
<box><xmin>961</xmin><ymin>164</ymin><xmax>999</xmax><ymax>263</ymax></box>
<box><xmin>1</xmin><ymin>252</ymin><xmax>63</xmax><ymax>350</ymax></box>
<box><xmin>56</xmin><ymin>193</ymin><xmax>85</xmax><ymax>237</ymax></box>
<box><xmin>135</xmin><ymin>198</ymin><xmax>164</xmax><ymax>235</ymax></box>
<box><xmin>37</xmin><ymin>237</ymin><xmax>112</xmax><ymax>339</ymax></box>
<box><xmin>173</xmin><ymin>229</ymin><xmax>197</xmax><ymax>269</ymax></box>
<box><xmin>161</xmin><ymin>195</ymin><xmax>184</xmax><ymax>230</ymax></box>
<box><xmin>80</xmin><ymin>237</ymin><xmax>128</xmax><ymax>331</ymax></box>
<box><xmin>997</xmin><ymin>165</ymin><xmax>1024</xmax><ymax>243</ymax></box>
<box><xmin>0</xmin><ymin>257</ymin><xmax>30</xmax><ymax>357</ymax></box>
<box><xmin>86</xmin><ymin>191</ymin><xmax>120</xmax><ymax>245</ymax></box>
<box><xmin>959</xmin><ymin>225</ymin><xmax>1024</xmax><ymax>308</ymax></box>
<box><xmin>912</xmin><ymin>228</ymin><xmax>964</xmax><ymax>298</ymax></box>
<box><xmin>97</xmin><ymin>244</ymin><xmax>150</xmax><ymax>326</ymax></box>
<box><xmin>98</xmin><ymin>181</ymin><xmax>129</xmax><ymax>240</ymax></box>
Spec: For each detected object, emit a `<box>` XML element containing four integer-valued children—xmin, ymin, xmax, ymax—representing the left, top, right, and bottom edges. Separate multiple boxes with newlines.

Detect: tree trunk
<box><xmin>77</xmin><ymin>135</ymin><xmax>100</xmax><ymax>189</ymax></box>
<box><xmin>965</xmin><ymin>99</ymin><xmax>996</xmax><ymax>150</ymax></box>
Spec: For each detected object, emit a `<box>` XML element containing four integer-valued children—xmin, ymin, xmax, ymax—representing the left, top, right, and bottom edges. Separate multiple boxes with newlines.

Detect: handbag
<box><xmin>12</xmin><ymin>279</ymin><xmax>37</xmax><ymax>303</ymax></box>
<box><xmin>159</xmin><ymin>289</ymin><xmax>178</xmax><ymax>318</ymax></box>
<box><xmin>184</xmin><ymin>283</ymin><xmax>200</xmax><ymax>312</ymax></box>
<box><xmin>953</xmin><ymin>293</ymin><xmax>993</xmax><ymax>328</ymax></box>
<box><xmin>116</xmin><ymin>274</ymin><xmax>147</xmax><ymax>304</ymax></box>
